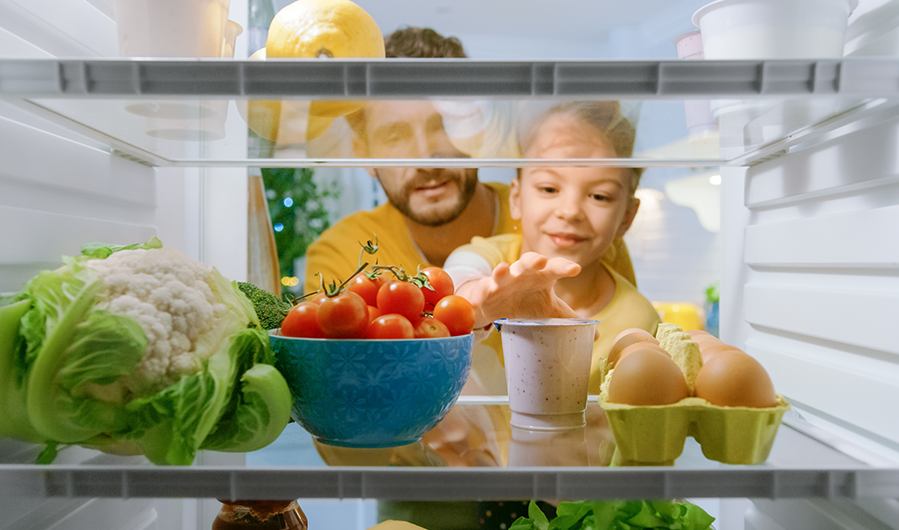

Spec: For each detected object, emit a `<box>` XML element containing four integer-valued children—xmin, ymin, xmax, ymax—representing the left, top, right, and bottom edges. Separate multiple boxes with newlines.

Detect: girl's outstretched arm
<box><xmin>456</xmin><ymin>252</ymin><xmax>581</xmax><ymax>329</ymax></box>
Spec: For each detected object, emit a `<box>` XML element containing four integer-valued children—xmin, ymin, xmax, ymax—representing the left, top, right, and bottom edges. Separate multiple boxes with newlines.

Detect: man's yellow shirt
<box><xmin>303</xmin><ymin>181</ymin><xmax>636</xmax><ymax>294</ymax></box>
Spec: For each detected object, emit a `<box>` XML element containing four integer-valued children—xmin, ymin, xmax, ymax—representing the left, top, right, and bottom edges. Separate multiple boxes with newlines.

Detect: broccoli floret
<box><xmin>237</xmin><ymin>282</ymin><xmax>293</xmax><ymax>331</ymax></box>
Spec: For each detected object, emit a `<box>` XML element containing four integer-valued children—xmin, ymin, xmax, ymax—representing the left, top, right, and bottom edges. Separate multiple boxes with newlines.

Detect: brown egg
<box><xmin>694</xmin><ymin>350</ymin><xmax>778</xmax><ymax>408</ymax></box>
<box><xmin>697</xmin><ymin>341</ymin><xmax>741</xmax><ymax>364</ymax></box>
<box><xmin>687</xmin><ymin>329</ymin><xmax>716</xmax><ymax>344</ymax></box>
<box><xmin>607</xmin><ymin>349</ymin><xmax>690</xmax><ymax>406</ymax></box>
<box><xmin>608</xmin><ymin>328</ymin><xmax>660</xmax><ymax>366</ymax></box>
<box><xmin>615</xmin><ymin>341</ymin><xmax>669</xmax><ymax>367</ymax></box>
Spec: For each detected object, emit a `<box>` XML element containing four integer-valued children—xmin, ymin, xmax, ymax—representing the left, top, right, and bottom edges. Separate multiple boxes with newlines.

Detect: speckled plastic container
<box><xmin>599</xmin><ymin>393</ymin><xmax>790</xmax><ymax>465</ymax></box>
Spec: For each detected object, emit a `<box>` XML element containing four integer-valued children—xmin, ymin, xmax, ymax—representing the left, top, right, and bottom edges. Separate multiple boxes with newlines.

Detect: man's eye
<box><xmin>374</xmin><ymin>125</ymin><xmax>412</xmax><ymax>144</ymax></box>
<box><xmin>382</xmin><ymin>131</ymin><xmax>405</xmax><ymax>143</ymax></box>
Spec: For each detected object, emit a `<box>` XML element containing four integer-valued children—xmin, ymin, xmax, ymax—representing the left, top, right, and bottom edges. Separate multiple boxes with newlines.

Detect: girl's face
<box><xmin>510</xmin><ymin>113</ymin><xmax>640</xmax><ymax>269</ymax></box>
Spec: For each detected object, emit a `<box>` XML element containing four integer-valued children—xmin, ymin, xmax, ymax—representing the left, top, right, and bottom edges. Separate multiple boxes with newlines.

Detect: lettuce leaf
<box><xmin>512</xmin><ymin>500</ymin><xmax>715</xmax><ymax>530</ymax></box>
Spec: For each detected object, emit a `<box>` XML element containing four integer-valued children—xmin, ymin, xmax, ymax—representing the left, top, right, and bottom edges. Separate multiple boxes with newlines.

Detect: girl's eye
<box><xmin>537</xmin><ymin>185</ymin><xmax>558</xmax><ymax>194</ymax></box>
<box><xmin>591</xmin><ymin>193</ymin><xmax>611</xmax><ymax>202</ymax></box>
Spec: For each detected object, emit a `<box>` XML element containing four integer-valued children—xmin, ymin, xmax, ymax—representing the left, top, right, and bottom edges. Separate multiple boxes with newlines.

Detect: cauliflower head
<box><xmin>89</xmin><ymin>247</ymin><xmax>230</xmax><ymax>396</ymax></box>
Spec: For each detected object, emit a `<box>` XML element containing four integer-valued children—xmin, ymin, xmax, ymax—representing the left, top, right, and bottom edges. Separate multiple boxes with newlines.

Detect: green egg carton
<box><xmin>599</xmin><ymin>394</ymin><xmax>790</xmax><ymax>465</ymax></box>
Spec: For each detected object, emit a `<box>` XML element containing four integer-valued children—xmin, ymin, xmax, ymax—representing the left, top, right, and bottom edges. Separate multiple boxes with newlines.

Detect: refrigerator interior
<box><xmin>1</xmin><ymin>0</ymin><xmax>899</xmax><ymax>529</ymax></box>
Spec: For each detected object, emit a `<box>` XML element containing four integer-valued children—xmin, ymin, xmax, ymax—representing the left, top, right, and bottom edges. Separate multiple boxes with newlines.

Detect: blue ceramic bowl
<box><xmin>270</xmin><ymin>331</ymin><xmax>474</xmax><ymax>448</ymax></box>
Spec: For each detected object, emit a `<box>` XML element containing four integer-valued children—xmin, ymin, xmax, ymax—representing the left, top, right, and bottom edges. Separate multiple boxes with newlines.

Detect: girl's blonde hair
<box><xmin>520</xmin><ymin>101</ymin><xmax>643</xmax><ymax>197</ymax></box>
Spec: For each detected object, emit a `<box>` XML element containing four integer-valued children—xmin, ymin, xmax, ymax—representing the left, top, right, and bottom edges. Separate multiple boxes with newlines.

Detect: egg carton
<box><xmin>598</xmin><ymin>324</ymin><xmax>790</xmax><ymax>465</ymax></box>
<box><xmin>599</xmin><ymin>393</ymin><xmax>790</xmax><ymax>465</ymax></box>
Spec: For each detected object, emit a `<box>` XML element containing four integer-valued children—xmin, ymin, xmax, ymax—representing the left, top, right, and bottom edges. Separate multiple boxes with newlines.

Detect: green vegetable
<box><xmin>510</xmin><ymin>500</ymin><xmax>715</xmax><ymax>530</ymax></box>
<box><xmin>0</xmin><ymin>239</ymin><xmax>293</xmax><ymax>465</ymax></box>
<box><xmin>237</xmin><ymin>281</ymin><xmax>293</xmax><ymax>331</ymax></box>
<box><xmin>705</xmin><ymin>281</ymin><xmax>720</xmax><ymax>305</ymax></box>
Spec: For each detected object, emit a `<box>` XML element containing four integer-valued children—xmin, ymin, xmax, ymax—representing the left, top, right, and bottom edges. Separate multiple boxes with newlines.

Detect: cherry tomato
<box><xmin>347</xmin><ymin>272</ymin><xmax>380</xmax><ymax>307</ymax></box>
<box><xmin>376</xmin><ymin>280</ymin><xmax>426</xmax><ymax>322</ymax></box>
<box><xmin>420</xmin><ymin>267</ymin><xmax>455</xmax><ymax>311</ymax></box>
<box><xmin>412</xmin><ymin>316</ymin><xmax>451</xmax><ymax>338</ymax></box>
<box><xmin>365</xmin><ymin>313</ymin><xmax>415</xmax><ymax>339</ymax></box>
<box><xmin>309</xmin><ymin>292</ymin><xmax>328</xmax><ymax>305</ymax></box>
<box><xmin>317</xmin><ymin>291</ymin><xmax>369</xmax><ymax>338</ymax></box>
<box><xmin>433</xmin><ymin>295</ymin><xmax>476</xmax><ymax>336</ymax></box>
<box><xmin>280</xmin><ymin>302</ymin><xmax>325</xmax><ymax>338</ymax></box>
<box><xmin>367</xmin><ymin>304</ymin><xmax>382</xmax><ymax>322</ymax></box>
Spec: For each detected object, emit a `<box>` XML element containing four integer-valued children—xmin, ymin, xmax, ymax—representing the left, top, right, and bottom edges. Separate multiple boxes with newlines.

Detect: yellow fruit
<box><xmin>367</xmin><ymin>522</ymin><xmax>429</xmax><ymax>530</ymax></box>
<box><xmin>265</xmin><ymin>0</ymin><xmax>385</xmax><ymax>117</ymax></box>
<box><xmin>238</xmin><ymin>48</ymin><xmax>335</xmax><ymax>144</ymax></box>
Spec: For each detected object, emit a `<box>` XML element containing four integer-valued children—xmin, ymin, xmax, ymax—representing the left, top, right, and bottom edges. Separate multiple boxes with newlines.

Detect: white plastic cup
<box><xmin>114</xmin><ymin>0</ymin><xmax>232</xmax><ymax>57</ymax></box>
<box><xmin>141</xmin><ymin>104</ymin><xmax>229</xmax><ymax>141</ymax></box>
<box><xmin>674</xmin><ymin>29</ymin><xmax>705</xmax><ymax>59</ymax></box>
<box><xmin>692</xmin><ymin>0</ymin><xmax>859</xmax><ymax>60</ymax></box>
<box><xmin>497</xmin><ymin>318</ymin><xmax>598</xmax><ymax>431</ymax></box>
<box><xmin>432</xmin><ymin>101</ymin><xmax>493</xmax><ymax>139</ymax></box>
<box><xmin>127</xmin><ymin>19</ymin><xmax>240</xmax><ymax>141</ymax></box>
<box><xmin>221</xmin><ymin>19</ymin><xmax>244</xmax><ymax>59</ymax></box>
<box><xmin>693</xmin><ymin>0</ymin><xmax>858</xmax><ymax>150</ymax></box>
<box><xmin>507</xmin><ymin>425</ymin><xmax>589</xmax><ymax>467</ymax></box>
<box><xmin>673</xmin><ymin>30</ymin><xmax>717</xmax><ymax>139</ymax></box>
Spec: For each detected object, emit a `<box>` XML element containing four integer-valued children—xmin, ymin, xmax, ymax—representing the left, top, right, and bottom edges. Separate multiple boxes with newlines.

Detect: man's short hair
<box><xmin>384</xmin><ymin>26</ymin><xmax>467</xmax><ymax>59</ymax></box>
<box><xmin>345</xmin><ymin>26</ymin><xmax>467</xmax><ymax>135</ymax></box>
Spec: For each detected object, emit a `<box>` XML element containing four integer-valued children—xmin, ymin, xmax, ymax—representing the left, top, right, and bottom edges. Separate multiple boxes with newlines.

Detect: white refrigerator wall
<box><xmin>720</xmin><ymin>113</ymin><xmax>899</xmax><ymax>529</ymax></box>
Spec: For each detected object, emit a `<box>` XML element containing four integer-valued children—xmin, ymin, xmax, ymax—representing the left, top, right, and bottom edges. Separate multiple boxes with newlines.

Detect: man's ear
<box><xmin>616</xmin><ymin>197</ymin><xmax>640</xmax><ymax>238</ymax></box>
<box><xmin>351</xmin><ymin>134</ymin><xmax>377</xmax><ymax>179</ymax></box>
<box><xmin>509</xmin><ymin>177</ymin><xmax>523</xmax><ymax>220</ymax></box>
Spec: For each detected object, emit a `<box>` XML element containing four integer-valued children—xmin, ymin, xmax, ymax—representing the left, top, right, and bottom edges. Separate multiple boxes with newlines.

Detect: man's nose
<box><xmin>411</xmin><ymin>131</ymin><xmax>430</xmax><ymax>159</ymax></box>
<box><xmin>424</xmin><ymin>127</ymin><xmax>456</xmax><ymax>159</ymax></box>
<box><xmin>403</xmin><ymin>125</ymin><xmax>441</xmax><ymax>159</ymax></box>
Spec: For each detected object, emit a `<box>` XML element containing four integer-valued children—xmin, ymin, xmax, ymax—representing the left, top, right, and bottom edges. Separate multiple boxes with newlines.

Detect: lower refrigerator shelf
<box><xmin>2</xmin><ymin>399</ymin><xmax>898</xmax><ymax>501</ymax></box>
<box><xmin>2</xmin><ymin>463</ymin><xmax>899</xmax><ymax>501</ymax></box>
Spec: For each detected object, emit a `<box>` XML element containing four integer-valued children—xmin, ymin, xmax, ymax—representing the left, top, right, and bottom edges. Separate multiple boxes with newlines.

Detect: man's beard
<box><xmin>377</xmin><ymin>168</ymin><xmax>479</xmax><ymax>227</ymax></box>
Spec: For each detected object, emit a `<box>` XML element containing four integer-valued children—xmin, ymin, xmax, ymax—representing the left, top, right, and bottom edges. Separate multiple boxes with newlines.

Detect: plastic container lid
<box><xmin>692</xmin><ymin>0</ymin><xmax>860</xmax><ymax>28</ymax></box>
<box><xmin>494</xmin><ymin>318</ymin><xmax>600</xmax><ymax>327</ymax></box>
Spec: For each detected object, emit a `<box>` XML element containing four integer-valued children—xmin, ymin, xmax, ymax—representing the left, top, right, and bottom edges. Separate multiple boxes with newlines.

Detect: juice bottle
<box><xmin>212</xmin><ymin>500</ymin><xmax>307</xmax><ymax>530</ymax></box>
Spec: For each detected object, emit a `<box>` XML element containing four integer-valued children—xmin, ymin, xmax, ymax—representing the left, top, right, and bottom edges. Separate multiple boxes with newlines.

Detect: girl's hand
<box><xmin>457</xmin><ymin>252</ymin><xmax>581</xmax><ymax>329</ymax></box>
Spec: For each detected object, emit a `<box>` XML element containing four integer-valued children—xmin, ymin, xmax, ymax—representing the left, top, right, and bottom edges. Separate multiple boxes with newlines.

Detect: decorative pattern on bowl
<box><xmin>270</xmin><ymin>332</ymin><xmax>474</xmax><ymax>448</ymax></box>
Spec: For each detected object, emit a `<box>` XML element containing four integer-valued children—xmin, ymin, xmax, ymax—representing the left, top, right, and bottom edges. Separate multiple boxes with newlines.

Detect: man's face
<box><xmin>353</xmin><ymin>100</ymin><xmax>478</xmax><ymax>227</ymax></box>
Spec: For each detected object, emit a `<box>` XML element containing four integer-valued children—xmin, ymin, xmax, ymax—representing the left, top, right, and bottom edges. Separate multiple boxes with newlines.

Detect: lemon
<box><xmin>265</xmin><ymin>0</ymin><xmax>385</xmax><ymax>118</ymax></box>
<box><xmin>238</xmin><ymin>48</ymin><xmax>335</xmax><ymax>144</ymax></box>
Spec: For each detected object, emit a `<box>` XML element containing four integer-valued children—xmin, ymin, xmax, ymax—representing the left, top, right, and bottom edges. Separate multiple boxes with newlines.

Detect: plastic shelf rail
<box><xmin>1</xmin><ymin>58</ymin><xmax>898</xmax><ymax>99</ymax></box>
<box><xmin>2</xmin><ymin>465</ymin><xmax>898</xmax><ymax>501</ymax></box>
